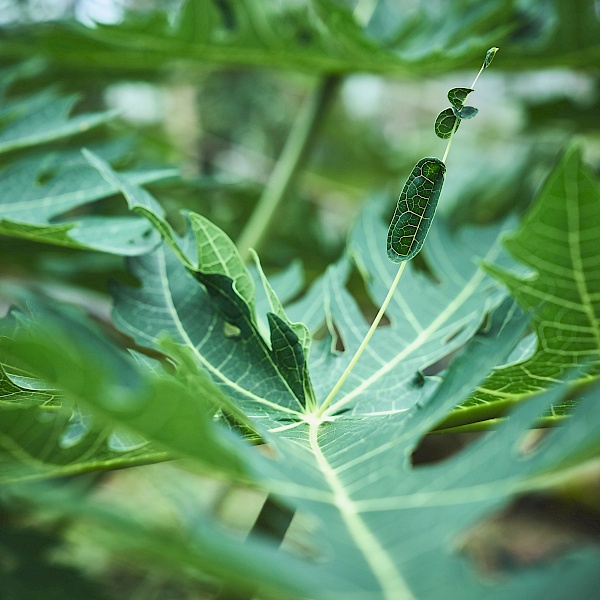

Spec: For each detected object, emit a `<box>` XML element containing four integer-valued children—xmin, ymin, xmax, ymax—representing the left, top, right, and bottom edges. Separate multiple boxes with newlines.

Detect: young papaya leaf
<box><xmin>470</xmin><ymin>144</ymin><xmax>600</xmax><ymax>408</ymax></box>
<box><xmin>434</xmin><ymin>107</ymin><xmax>460</xmax><ymax>139</ymax></box>
<box><xmin>447</xmin><ymin>87</ymin><xmax>473</xmax><ymax>109</ymax></box>
<box><xmin>386</xmin><ymin>157</ymin><xmax>446</xmax><ymax>263</ymax></box>
<box><xmin>452</xmin><ymin>105</ymin><xmax>478</xmax><ymax>119</ymax></box>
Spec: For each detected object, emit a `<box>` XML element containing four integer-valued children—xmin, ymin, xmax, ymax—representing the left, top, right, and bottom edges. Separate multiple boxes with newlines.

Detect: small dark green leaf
<box><xmin>484</xmin><ymin>46</ymin><xmax>499</xmax><ymax>68</ymax></box>
<box><xmin>386</xmin><ymin>157</ymin><xmax>446</xmax><ymax>263</ymax></box>
<box><xmin>452</xmin><ymin>105</ymin><xmax>479</xmax><ymax>119</ymax></box>
<box><xmin>434</xmin><ymin>108</ymin><xmax>460</xmax><ymax>139</ymax></box>
<box><xmin>447</xmin><ymin>87</ymin><xmax>473</xmax><ymax>109</ymax></box>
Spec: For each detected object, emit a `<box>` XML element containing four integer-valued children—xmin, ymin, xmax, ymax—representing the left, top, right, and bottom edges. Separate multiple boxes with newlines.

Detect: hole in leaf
<box><xmin>411</xmin><ymin>432</ymin><xmax>482</xmax><ymax>466</ymax></box>
<box><xmin>422</xmin><ymin>347</ymin><xmax>462</xmax><ymax>376</ymax></box>
<box><xmin>444</xmin><ymin>325</ymin><xmax>466</xmax><ymax>345</ymax></box>
<box><xmin>457</xmin><ymin>492</ymin><xmax>600</xmax><ymax>578</ymax></box>
<box><xmin>223</xmin><ymin>322</ymin><xmax>241</xmax><ymax>338</ymax></box>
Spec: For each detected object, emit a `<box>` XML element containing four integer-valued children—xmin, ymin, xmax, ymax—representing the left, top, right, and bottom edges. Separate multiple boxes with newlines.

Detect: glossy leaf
<box><xmin>447</xmin><ymin>87</ymin><xmax>473</xmax><ymax>109</ymax></box>
<box><xmin>387</xmin><ymin>158</ymin><xmax>446</xmax><ymax>263</ymax></box>
<box><xmin>434</xmin><ymin>107</ymin><xmax>460</xmax><ymax>139</ymax></box>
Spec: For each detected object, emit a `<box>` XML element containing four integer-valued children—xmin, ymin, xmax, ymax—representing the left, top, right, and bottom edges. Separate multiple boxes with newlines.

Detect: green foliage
<box><xmin>0</xmin><ymin>3</ymin><xmax>599</xmax><ymax>599</ymax></box>
<box><xmin>0</xmin><ymin>76</ymin><xmax>175</xmax><ymax>254</ymax></box>
<box><xmin>0</xmin><ymin>0</ymin><xmax>518</xmax><ymax>76</ymax></box>
<box><xmin>2</xmin><ymin>139</ymin><xmax>600</xmax><ymax>597</ymax></box>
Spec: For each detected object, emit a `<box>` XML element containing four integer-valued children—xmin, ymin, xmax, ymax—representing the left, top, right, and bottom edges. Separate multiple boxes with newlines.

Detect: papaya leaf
<box><xmin>0</xmin><ymin>0</ymin><xmax>518</xmax><ymax>76</ymax></box>
<box><xmin>0</xmin><ymin>303</ymin><xmax>248</xmax><ymax>482</ymax></box>
<box><xmin>0</xmin><ymin>79</ymin><xmax>176</xmax><ymax>255</ymax></box>
<box><xmin>0</xmin><ymin>89</ymin><xmax>113</xmax><ymax>155</ymax></box>
<box><xmin>472</xmin><ymin>144</ymin><xmax>600</xmax><ymax>407</ymax></box>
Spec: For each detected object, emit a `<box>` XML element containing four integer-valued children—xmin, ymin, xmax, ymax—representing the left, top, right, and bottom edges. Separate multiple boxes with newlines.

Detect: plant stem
<box><xmin>441</xmin><ymin>56</ymin><xmax>489</xmax><ymax>165</ymax></box>
<box><xmin>319</xmin><ymin>262</ymin><xmax>407</xmax><ymax>416</ymax></box>
<box><xmin>470</xmin><ymin>64</ymin><xmax>485</xmax><ymax>90</ymax></box>
<box><xmin>441</xmin><ymin>123</ymin><xmax>457</xmax><ymax>163</ymax></box>
<box><xmin>236</xmin><ymin>75</ymin><xmax>341</xmax><ymax>262</ymax></box>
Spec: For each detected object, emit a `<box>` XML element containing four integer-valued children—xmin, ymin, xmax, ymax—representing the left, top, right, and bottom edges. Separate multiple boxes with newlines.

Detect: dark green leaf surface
<box><xmin>434</xmin><ymin>107</ymin><xmax>460</xmax><ymax>139</ymax></box>
<box><xmin>447</xmin><ymin>87</ymin><xmax>473</xmax><ymax>109</ymax></box>
<box><xmin>387</xmin><ymin>158</ymin><xmax>446</xmax><ymax>262</ymax></box>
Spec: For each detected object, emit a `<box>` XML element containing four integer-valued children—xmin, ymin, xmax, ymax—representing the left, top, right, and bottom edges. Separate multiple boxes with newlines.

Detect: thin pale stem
<box><xmin>470</xmin><ymin>64</ymin><xmax>485</xmax><ymax>90</ymax></box>
<box><xmin>236</xmin><ymin>75</ymin><xmax>340</xmax><ymax>262</ymax></box>
<box><xmin>442</xmin><ymin>58</ymin><xmax>488</xmax><ymax>165</ymax></box>
<box><xmin>441</xmin><ymin>123</ymin><xmax>458</xmax><ymax>163</ymax></box>
<box><xmin>318</xmin><ymin>262</ymin><xmax>407</xmax><ymax>416</ymax></box>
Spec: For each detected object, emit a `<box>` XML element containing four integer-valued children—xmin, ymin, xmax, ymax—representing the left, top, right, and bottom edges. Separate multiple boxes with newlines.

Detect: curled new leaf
<box><xmin>434</xmin><ymin>107</ymin><xmax>461</xmax><ymax>139</ymax></box>
<box><xmin>484</xmin><ymin>46</ymin><xmax>499</xmax><ymax>68</ymax></box>
<box><xmin>447</xmin><ymin>87</ymin><xmax>473</xmax><ymax>109</ymax></box>
<box><xmin>386</xmin><ymin>157</ymin><xmax>446</xmax><ymax>263</ymax></box>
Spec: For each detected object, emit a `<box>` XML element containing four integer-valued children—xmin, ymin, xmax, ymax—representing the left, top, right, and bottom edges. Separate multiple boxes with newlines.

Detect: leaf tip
<box><xmin>484</xmin><ymin>47</ymin><xmax>499</xmax><ymax>68</ymax></box>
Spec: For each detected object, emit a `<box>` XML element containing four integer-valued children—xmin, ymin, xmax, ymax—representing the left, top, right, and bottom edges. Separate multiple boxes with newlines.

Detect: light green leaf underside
<box><xmin>0</xmin><ymin>154</ymin><xmax>173</xmax><ymax>254</ymax></box>
<box><xmin>85</xmin><ymin>153</ymin><xmax>313</xmax><ymax>417</ymax></box>
<box><xmin>255</xmin><ymin>304</ymin><xmax>600</xmax><ymax>600</ymax></box>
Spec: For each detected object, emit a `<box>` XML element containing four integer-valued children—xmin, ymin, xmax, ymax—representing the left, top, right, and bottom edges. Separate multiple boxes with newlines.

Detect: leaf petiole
<box><xmin>318</xmin><ymin>262</ymin><xmax>407</xmax><ymax>416</ymax></box>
